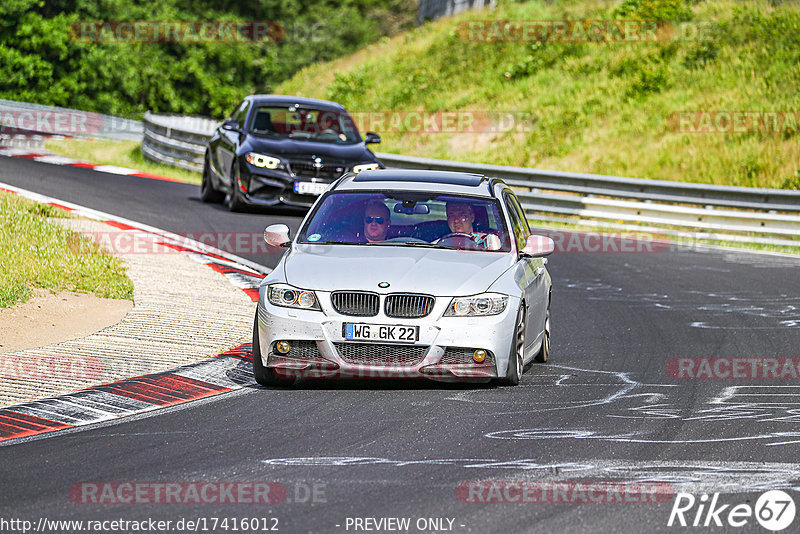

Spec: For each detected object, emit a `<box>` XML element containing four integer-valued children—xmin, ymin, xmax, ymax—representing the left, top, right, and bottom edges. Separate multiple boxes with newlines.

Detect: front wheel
<box><xmin>200</xmin><ymin>154</ymin><xmax>224</xmax><ymax>203</ymax></box>
<box><xmin>226</xmin><ymin>162</ymin><xmax>247</xmax><ymax>212</ymax></box>
<box><xmin>252</xmin><ymin>313</ymin><xmax>294</xmax><ymax>387</ymax></box>
<box><xmin>499</xmin><ymin>305</ymin><xmax>525</xmax><ymax>386</ymax></box>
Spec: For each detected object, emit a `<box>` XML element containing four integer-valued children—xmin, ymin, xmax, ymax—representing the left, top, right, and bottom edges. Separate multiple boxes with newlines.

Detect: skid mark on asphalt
<box><xmin>445</xmin><ymin>364</ymin><xmax>643</xmax><ymax>411</ymax></box>
<box><xmin>443</xmin><ymin>364</ymin><xmax>800</xmax><ymax>448</ymax></box>
<box><xmin>260</xmin><ymin>457</ymin><xmax>800</xmax><ymax>494</ymax></box>
<box><xmin>560</xmin><ymin>278</ymin><xmax>800</xmax><ymax>329</ymax></box>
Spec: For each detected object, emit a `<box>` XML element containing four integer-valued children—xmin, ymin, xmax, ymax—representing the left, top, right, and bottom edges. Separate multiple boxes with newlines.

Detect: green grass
<box><xmin>0</xmin><ymin>192</ymin><xmax>134</xmax><ymax>308</ymax></box>
<box><xmin>278</xmin><ymin>0</ymin><xmax>800</xmax><ymax>189</ymax></box>
<box><xmin>44</xmin><ymin>139</ymin><xmax>202</xmax><ymax>185</ymax></box>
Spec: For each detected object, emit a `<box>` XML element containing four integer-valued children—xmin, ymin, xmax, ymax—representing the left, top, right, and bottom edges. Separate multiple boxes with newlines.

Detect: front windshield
<box><xmin>298</xmin><ymin>192</ymin><xmax>512</xmax><ymax>252</ymax></box>
<box><xmin>248</xmin><ymin>105</ymin><xmax>361</xmax><ymax>144</ymax></box>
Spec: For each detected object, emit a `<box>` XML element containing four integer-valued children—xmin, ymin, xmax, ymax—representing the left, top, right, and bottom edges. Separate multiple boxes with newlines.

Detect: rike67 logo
<box><xmin>668</xmin><ymin>490</ymin><xmax>796</xmax><ymax>531</ymax></box>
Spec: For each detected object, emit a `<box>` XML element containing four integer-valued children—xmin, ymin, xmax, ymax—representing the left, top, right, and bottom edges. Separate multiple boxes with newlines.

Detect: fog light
<box><xmin>473</xmin><ymin>349</ymin><xmax>487</xmax><ymax>363</ymax></box>
<box><xmin>276</xmin><ymin>341</ymin><xmax>291</xmax><ymax>354</ymax></box>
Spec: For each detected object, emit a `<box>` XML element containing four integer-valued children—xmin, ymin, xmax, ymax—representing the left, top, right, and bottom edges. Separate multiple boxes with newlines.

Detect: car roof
<box><xmin>335</xmin><ymin>169</ymin><xmax>496</xmax><ymax>197</ymax></box>
<box><xmin>246</xmin><ymin>94</ymin><xmax>346</xmax><ymax>111</ymax></box>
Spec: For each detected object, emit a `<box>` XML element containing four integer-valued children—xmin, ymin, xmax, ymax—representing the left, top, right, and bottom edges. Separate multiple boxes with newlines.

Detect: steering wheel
<box><xmin>435</xmin><ymin>232</ymin><xmax>480</xmax><ymax>249</ymax></box>
<box><xmin>437</xmin><ymin>232</ymin><xmax>474</xmax><ymax>241</ymax></box>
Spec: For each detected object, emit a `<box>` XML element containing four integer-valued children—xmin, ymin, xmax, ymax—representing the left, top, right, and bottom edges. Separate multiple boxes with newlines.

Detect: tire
<box><xmin>534</xmin><ymin>300</ymin><xmax>551</xmax><ymax>363</ymax></box>
<box><xmin>252</xmin><ymin>313</ymin><xmax>294</xmax><ymax>387</ymax></box>
<box><xmin>226</xmin><ymin>162</ymin><xmax>247</xmax><ymax>212</ymax></box>
<box><xmin>499</xmin><ymin>305</ymin><xmax>525</xmax><ymax>386</ymax></box>
<box><xmin>200</xmin><ymin>153</ymin><xmax>224</xmax><ymax>203</ymax></box>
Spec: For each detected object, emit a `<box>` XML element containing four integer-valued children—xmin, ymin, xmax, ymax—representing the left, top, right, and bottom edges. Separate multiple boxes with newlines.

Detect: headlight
<box><xmin>352</xmin><ymin>162</ymin><xmax>380</xmax><ymax>173</ymax></box>
<box><xmin>246</xmin><ymin>152</ymin><xmax>281</xmax><ymax>169</ymax></box>
<box><xmin>444</xmin><ymin>293</ymin><xmax>508</xmax><ymax>317</ymax></box>
<box><xmin>268</xmin><ymin>284</ymin><xmax>321</xmax><ymax>311</ymax></box>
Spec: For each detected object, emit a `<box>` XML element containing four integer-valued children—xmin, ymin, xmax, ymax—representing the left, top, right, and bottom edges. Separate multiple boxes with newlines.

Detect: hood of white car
<box><xmin>283</xmin><ymin>244</ymin><xmax>514</xmax><ymax>296</ymax></box>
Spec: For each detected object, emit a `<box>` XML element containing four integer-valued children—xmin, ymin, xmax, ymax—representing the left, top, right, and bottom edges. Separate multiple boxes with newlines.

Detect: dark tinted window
<box><xmin>298</xmin><ymin>191</ymin><xmax>511</xmax><ymax>252</ymax></box>
<box><xmin>249</xmin><ymin>105</ymin><xmax>360</xmax><ymax>144</ymax></box>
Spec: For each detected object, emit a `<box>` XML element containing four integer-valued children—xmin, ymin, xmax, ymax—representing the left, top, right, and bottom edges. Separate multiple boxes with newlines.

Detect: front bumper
<box><xmin>238</xmin><ymin>166</ymin><xmax>337</xmax><ymax>208</ymax></box>
<box><xmin>255</xmin><ymin>294</ymin><xmax>518</xmax><ymax>383</ymax></box>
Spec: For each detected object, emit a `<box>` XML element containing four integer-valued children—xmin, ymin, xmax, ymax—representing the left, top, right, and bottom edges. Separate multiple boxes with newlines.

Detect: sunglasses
<box><xmin>364</xmin><ymin>216</ymin><xmax>386</xmax><ymax>224</ymax></box>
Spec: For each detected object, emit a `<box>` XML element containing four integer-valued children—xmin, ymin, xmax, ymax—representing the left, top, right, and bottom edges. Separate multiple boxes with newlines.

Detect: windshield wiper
<box><xmin>301</xmin><ymin>240</ymin><xmax>365</xmax><ymax>245</ymax></box>
<box><xmin>388</xmin><ymin>241</ymin><xmax>451</xmax><ymax>249</ymax></box>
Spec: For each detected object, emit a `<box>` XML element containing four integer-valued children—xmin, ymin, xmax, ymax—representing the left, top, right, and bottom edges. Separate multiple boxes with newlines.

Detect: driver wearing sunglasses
<box><xmin>362</xmin><ymin>201</ymin><xmax>391</xmax><ymax>242</ymax></box>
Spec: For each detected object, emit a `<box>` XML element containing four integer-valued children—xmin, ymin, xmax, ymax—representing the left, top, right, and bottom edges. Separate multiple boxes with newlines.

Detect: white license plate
<box><xmin>343</xmin><ymin>323</ymin><xmax>419</xmax><ymax>343</ymax></box>
<box><xmin>294</xmin><ymin>181</ymin><xmax>328</xmax><ymax>195</ymax></box>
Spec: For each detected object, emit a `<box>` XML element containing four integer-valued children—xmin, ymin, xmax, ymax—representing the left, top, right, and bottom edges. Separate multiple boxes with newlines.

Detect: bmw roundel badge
<box><xmin>378</xmin><ymin>282</ymin><xmax>390</xmax><ymax>288</ymax></box>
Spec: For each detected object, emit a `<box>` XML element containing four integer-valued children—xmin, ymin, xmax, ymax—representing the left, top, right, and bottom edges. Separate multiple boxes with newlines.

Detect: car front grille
<box><xmin>288</xmin><ymin>160</ymin><xmax>346</xmax><ymax>180</ymax></box>
<box><xmin>385</xmin><ymin>294</ymin><xmax>435</xmax><ymax>318</ymax></box>
<box><xmin>439</xmin><ymin>347</ymin><xmax>495</xmax><ymax>366</ymax></box>
<box><xmin>333</xmin><ymin>343</ymin><xmax>427</xmax><ymax>367</ymax></box>
<box><xmin>277</xmin><ymin>340</ymin><xmax>321</xmax><ymax>359</ymax></box>
<box><xmin>331</xmin><ymin>291</ymin><xmax>379</xmax><ymax>317</ymax></box>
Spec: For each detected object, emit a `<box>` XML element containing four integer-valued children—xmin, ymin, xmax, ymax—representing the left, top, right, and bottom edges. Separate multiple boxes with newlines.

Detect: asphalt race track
<box><xmin>1</xmin><ymin>157</ymin><xmax>799</xmax><ymax>533</ymax></box>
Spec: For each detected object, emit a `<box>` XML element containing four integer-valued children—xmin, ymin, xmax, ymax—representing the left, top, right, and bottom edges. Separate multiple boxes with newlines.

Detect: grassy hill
<box><xmin>278</xmin><ymin>0</ymin><xmax>800</xmax><ymax>189</ymax></box>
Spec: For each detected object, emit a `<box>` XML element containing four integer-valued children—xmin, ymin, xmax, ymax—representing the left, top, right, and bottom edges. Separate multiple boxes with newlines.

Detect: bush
<box><xmin>0</xmin><ymin>0</ymin><xmax>416</xmax><ymax>118</ymax></box>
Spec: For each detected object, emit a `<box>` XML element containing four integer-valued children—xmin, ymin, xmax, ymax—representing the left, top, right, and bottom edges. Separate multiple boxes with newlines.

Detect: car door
<box><xmin>217</xmin><ymin>100</ymin><xmax>249</xmax><ymax>190</ymax></box>
<box><xmin>504</xmin><ymin>191</ymin><xmax>547</xmax><ymax>357</ymax></box>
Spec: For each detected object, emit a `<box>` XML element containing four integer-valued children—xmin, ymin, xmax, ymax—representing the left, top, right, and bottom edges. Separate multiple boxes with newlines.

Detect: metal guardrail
<box><xmin>141</xmin><ymin>112</ymin><xmax>218</xmax><ymax>172</ymax></box>
<box><xmin>376</xmin><ymin>153</ymin><xmax>800</xmax><ymax>247</ymax></box>
<box><xmin>0</xmin><ymin>99</ymin><xmax>143</xmax><ymax>141</ymax></box>
<box><xmin>140</xmin><ymin>112</ymin><xmax>800</xmax><ymax>247</ymax></box>
<box><xmin>417</xmin><ymin>0</ymin><xmax>496</xmax><ymax>25</ymax></box>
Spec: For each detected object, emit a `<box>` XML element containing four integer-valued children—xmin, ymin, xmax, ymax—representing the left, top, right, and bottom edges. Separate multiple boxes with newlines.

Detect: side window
<box><xmin>234</xmin><ymin>101</ymin><xmax>250</xmax><ymax>128</ymax></box>
<box><xmin>503</xmin><ymin>193</ymin><xmax>526</xmax><ymax>251</ymax></box>
<box><xmin>228</xmin><ymin>100</ymin><xmax>249</xmax><ymax>127</ymax></box>
<box><xmin>508</xmin><ymin>195</ymin><xmax>531</xmax><ymax>239</ymax></box>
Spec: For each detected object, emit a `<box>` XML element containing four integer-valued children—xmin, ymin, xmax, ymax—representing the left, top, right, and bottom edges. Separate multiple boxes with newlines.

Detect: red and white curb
<box><xmin>0</xmin><ymin>146</ymin><xmax>184</xmax><ymax>183</ymax></box>
<box><xmin>0</xmin><ymin>344</ymin><xmax>256</xmax><ymax>443</ymax></box>
<box><xmin>0</xmin><ymin>183</ymin><xmax>270</xmax><ymax>443</ymax></box>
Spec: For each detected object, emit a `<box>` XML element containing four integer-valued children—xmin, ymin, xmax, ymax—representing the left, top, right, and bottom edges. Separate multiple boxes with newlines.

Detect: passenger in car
<box><xmin>362</xmin><ymin>201</ymin><xmax>391</xmax><ymax>242</ymax></box>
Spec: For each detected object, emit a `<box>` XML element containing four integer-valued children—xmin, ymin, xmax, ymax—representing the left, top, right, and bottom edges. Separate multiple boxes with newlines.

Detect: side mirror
<box><xmin>520</xmin><ymin>235</ymin><xmax>555</xmax><ymax>257</ymax></box>
<box><xmin>264</xmin><ymin>224</ymin><xmax>291</xmax><ymax>247</ymax></box>
<box><xmin>222</xmin><ymin>119</ymin><xmax>240</xmax><ymax>132</ymax></box>
<box><xmin>364</xmin><ymin>132</ymin><xmax>381</xmax><ymax>144</ymax></box>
